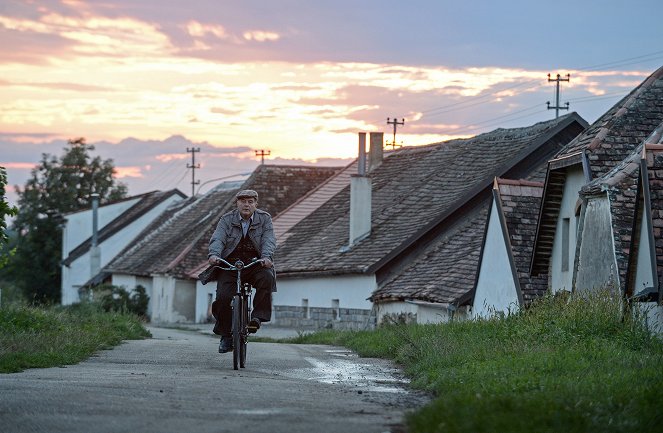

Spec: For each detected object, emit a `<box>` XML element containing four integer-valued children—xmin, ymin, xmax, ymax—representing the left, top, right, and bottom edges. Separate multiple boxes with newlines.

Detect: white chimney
<box><xmin>349</xmin><ymin>133</ymin><xmax>371</xmax><ymax>246</ymax></box>
<box><xmin>368</xmin><ymin>132</ymin><xmax>384</xmax><ymax>172</ymax></box>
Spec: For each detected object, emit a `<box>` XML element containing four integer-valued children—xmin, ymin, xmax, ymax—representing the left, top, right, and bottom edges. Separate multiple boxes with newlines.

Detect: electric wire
<box><xmin>380</xmin><ymin>50</ymin><xmax>663</xmax><ymax>140</ymax></box>
<box><xmin>400</xmin><ymin>49</ymin><xmax>663</xmax><ymax>127</ymax></box>
<box><xmin>172</xmin><ymin>167</ymin><xmax>191</xmax><ymax>190</ymax></box>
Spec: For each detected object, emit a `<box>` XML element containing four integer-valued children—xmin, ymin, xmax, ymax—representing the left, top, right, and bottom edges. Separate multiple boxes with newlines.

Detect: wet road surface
<box><xmin>0</xmin><ymin>326</ymin><xmax>429</xmax><ymax>433</ymax></box>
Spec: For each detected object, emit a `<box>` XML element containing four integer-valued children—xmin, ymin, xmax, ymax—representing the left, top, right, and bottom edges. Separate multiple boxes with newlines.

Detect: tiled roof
<box><xmin>371</xmin><ymin>203</ymin><xmax>488</xmax><ymax>304</ymax></box>
<box><xmin>178</xmin><ymin>164</ymin><xmax>342</xmax><ymax>278</ymax></box>
<box><xmin>276</xmin><ymin>114</ymin><xmax>586</xmax><ymax>278</ymax></box>
<box><xmin>584</xmin><ymin>151</ymin><xmax>641</xmax><ymax>294</ymax></box>
<box><xmin>555</xmin><ymin>65</ymin><xmax>663</xmax><ymax>178</ymax></box>
<box><xmin>531</xmin><ymin>66</ymin><xmax>663</xmax><ymax>276</ymax></box>
<box><xmin>104</xmin><ymin>186</ymin><xmax>234</xmax><ymax>277</ymax></box>
<box><xmin>645</xmin><ymin>136</ymin><xmax>663</xmax><ymax>292</ymax></box>
<box><xmin>62</xmin><ymin>189</ymin><xmax>187</xmax><ymax>266</ymax></box>
<box><xmin>371</xmin><ymin>177</ymin><xmax>549</xmax><ymax>306</ymax></box>
<box><xmin>105</xmin><ymin>165</ymin><xmax>340</xmax><ymax>279</ymax></box>
<box><xmin>576</xmin><ymin>123</ymin><xmax>663</xmax><ymax>294</ymax></box>
<box><xmin>274</xmin><ymin>160</ymin><xmax>357</xmax><ymax>245</ymax></box>
<box><xmin>495</xmin><ymin>178</ymin><xmax>548</xmax><ymax>303</ymax></box>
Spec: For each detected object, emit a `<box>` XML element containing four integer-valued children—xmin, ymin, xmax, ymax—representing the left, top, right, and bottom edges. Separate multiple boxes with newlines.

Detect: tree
<box><xmin>0</xmin><ymin>166</ymin><xmax>18</xmax><ymax>269</ymax></box>
<box><xmin>9</xmin><ymin>138</ymin><xmax>128</xmax><ymax>304</ymax></box>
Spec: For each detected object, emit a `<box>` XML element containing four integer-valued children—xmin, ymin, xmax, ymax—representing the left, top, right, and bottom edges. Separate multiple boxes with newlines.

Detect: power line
<box><xmin>173</xmin><ymin>167</ymin><xmax>191</xmax><ymax>190</ymax></box>
<box><xmin>575</xmin><ymin>50</ymin><xmax>663</xmax><ymax>72</ymax></box>
<box><xmin>255</xmin><ymin>149</ymin><xmax>270</xmax><ymax>165</ymax></box>
<box><xmin>407</xmin><ymin>50</ymin><xmax>663</xmax><ymax>124</ymax></box>
<box><xmin>453</xmin><ymin>107</ymin><xmax>547</xmax><ymax>136</ymax></box>
<box><xmin>386</xmin><ymin>117</ymin><xmax>405</xmax><ymax>149</ymax></box>
<box><xmin>196</xmin><ymin>172</ymin><xmax>252</xmax><ymax>195</ymax></box>
<box><xmin>546</xmin><ymin>73</ymin><xmax>570</xmax><ymax>118</ymax></box>
<box><xmin>358</xmin><ymin>51</ymin><xmax>662</xmax><ymax>150</ymax></box>
<box><xmin>567</xmin><ymin>90</ymin><xmax>626</xmax><ymax>103</ymax></box>
<box><xmin>149</xmin><ymin>157</ymin><xmax>183</xmax><ymax>186</ymax></box>
<box><xmin>186</xmin><ymin>147</ymin><xmax>201</xmax><ymax>196</ymax></box>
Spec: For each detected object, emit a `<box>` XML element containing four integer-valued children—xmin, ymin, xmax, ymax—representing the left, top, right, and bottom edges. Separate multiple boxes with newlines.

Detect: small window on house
<box><xmin>562</xmin><ymin>218</ymin><xmax>570</xmax><ymax>272</ymax></box>
<box><xmin>332</xmin><ymin>299</ymin><xmax>340</xmax><ymax>321</ymax></box>
<box><xmin>302</xmin><ymin>298</ymin><xmax>310</xmax><ymax>319</ymax></box>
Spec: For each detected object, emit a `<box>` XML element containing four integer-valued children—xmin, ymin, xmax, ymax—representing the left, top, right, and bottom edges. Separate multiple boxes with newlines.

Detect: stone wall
<box><xmin>273</xmin><ymin>305</ymin><xmax>375</xmax><ymax>330</ymax></box>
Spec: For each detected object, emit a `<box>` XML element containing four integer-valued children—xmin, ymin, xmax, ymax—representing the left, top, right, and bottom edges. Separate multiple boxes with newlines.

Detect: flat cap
<box><xmin>235</xmin><ymin>189</ymin><xmax>258</xmax><ymax>200</ymax></box>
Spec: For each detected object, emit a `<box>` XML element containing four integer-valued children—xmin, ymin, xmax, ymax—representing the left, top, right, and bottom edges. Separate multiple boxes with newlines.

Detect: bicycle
<box><xmin>212</xmin><ymin>257</ymin><xmax>263</xmax><ymax>370</ymax></box>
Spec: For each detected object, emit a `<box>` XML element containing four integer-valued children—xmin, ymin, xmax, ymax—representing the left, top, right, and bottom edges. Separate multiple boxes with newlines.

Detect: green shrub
<box><xmin>94</xmin><ymin>284</ymin><xmax>149</xmax><ymax>318</ymax></box>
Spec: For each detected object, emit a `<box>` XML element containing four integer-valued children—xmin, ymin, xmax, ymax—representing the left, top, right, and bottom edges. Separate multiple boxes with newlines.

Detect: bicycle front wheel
<box><xmin>231</xmin><ymin>295</ymin><xmax>241</xmax><ymax>370</ymax></box>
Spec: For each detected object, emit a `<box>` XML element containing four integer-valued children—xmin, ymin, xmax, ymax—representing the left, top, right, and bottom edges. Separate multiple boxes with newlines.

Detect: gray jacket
<box><xmin>208</xmin><ymin>208</ymin><xmax>276</xmax><ymax>262</ymax></box>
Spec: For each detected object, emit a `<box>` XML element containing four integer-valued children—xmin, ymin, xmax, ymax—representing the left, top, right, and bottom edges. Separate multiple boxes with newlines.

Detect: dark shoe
<box><xmin>248</xmin><ymin>318</ymin><xmax>261</xmax><ymax>334</ymax></box>
<box><xmin>218</xmin><ymin>337</ymin><xmax>233</xmax><ymax>353</ymax></box>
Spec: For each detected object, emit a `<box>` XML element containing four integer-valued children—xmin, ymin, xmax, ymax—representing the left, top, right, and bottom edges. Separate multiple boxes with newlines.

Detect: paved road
<box><xmin>0</xmin><ymin>326</ymin><xmax>429</xmax><ymax>433</ymax></box>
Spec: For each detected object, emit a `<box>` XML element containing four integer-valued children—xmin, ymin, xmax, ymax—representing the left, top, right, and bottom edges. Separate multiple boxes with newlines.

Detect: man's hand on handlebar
<box><xmin>209</xmin><ymin>255</ymin><xmax>222</xmax><ymax>265</ymax></box>
<box><xmin>261</xmin><ymin>257</ymin><xmax>273</xmax><ymax>268</ymax></box>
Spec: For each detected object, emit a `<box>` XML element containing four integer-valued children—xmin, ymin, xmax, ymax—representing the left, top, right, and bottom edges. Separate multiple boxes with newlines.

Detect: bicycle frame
<box><xmin>212</xmin><ymin>258</ymin><xmax>262</xmax><ymax>369</ymax></box>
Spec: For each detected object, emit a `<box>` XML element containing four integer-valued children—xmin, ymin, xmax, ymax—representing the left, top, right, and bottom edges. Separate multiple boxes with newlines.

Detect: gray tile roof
<box><xmin>532</xmin><ymin>66</ymin><xmax>663</xmax><ymax>276</ymax></box>
<box><xmin>104</xmin><ymin>165</ymin><xmax>341</xmax><ymax>279</ymax></box>
<box><xmin>274</xmin><ymin>160</ymin><xmax>357</xmax><ymax>245</ymax></box>
<box><xmin>62</xmin><ymin>189</ymin><xmax>187</xmax><ymax>266</ymax></box>
<box><xmin>554</xmin><ymin>65</ymin><xmax>663</xmax><ymax>178</ymax></box>
<box><xmin>276</xmin><ymin>114</ymin><xmax>586</xmax><ymax>281</ymax></box>
<box><xmin>495</xmin><ymin>179</ymin><xmax>548</xmax><ymax>304</ymax></box>
<box><xmin>371</xmin><ymin>203</ymin><xmax>488</xmax><ymax>304</ymax></box>
<box><xmin>577</xmin><ymin>122</ymin><xmax>663</xmax><ymax>295</ymax></box>
<box><xmin>644</xmin><ymin>139</ymin><xmax>663</xmax><ymax>294</ymax></box>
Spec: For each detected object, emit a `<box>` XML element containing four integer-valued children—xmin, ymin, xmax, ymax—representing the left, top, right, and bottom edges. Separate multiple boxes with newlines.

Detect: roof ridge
<box><xmin>587</xmin><ymin>66</ymin><xmax>663</xmax><ymax>152</ymax></box>
<box><xmin>62</xmin><ymin>190</ymin><xmax>185</xmax><ymax>265</ymax></box>
<box><xmin>104</xmin><ymin>195</ymin><xmax>202</xmax><ymax>271</ymax></box>
<box><xmin>364</xmin><ymin>114</ymin><xmax>584</xmax><ymax>275</ymax></box>
<box><xmin>495</xmin><ymin>178</ymin><xmax>544</xmax><ymax>188</ymax></box>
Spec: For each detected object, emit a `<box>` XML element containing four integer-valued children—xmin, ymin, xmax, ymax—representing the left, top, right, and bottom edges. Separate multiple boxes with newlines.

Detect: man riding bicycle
<box><xmin>208</xmin><ymin>189</ymin><xmax>276</xmax><ymax>353</ymax></box>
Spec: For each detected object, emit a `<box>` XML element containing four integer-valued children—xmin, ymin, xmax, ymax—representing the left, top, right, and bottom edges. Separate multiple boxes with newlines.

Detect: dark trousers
<box><xmin>212</xmin><ymin>266</ymin><xmax>275</xmax><ymax>337</ymax></box>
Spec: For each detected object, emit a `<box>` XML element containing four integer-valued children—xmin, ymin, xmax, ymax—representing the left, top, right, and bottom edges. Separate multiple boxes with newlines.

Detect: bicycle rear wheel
<box><xmin>240</xmin><ymin>295</ymin><xmax>249</xmax><ymax>368</ymax></box>
<box><xmin>231</xmin><ymin>295</ymin><xmax>241</xmax><ymax>370</ymax></box>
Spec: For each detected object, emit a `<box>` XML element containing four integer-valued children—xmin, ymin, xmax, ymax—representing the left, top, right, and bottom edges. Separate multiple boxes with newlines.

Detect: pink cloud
<box><xmin>114</xmin><ymin>166</ymin><xmax>144</xmax><ymax>178</ymax></box>
<box><xmin>1</xmin><ymin>162</ymin><xmax>36</xmax><ymax>169</ymax></box>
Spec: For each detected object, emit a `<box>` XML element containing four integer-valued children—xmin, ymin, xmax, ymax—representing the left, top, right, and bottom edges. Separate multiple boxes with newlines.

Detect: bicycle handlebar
<box><xmin>212</xmin><ymin>258</ymin><xmax>263</xmax><ymax>272</ymax></box>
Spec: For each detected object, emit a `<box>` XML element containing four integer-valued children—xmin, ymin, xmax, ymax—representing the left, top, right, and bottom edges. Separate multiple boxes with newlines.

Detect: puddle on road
<box><xmin>230</xmin><ymin>408</ymin><xmax>288</xmax><ymax>416</ymax></box>
<box><xmin>282</xmin><ymin>348</ymin><xmax>409</xmax><ymax>394</ymax></box>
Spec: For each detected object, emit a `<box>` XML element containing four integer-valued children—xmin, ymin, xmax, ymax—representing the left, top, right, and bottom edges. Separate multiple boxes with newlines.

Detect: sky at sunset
<box><xmin>1</xmin><ymin>0</ymin><xmax>663</xmax><ymax>205</ymax></box>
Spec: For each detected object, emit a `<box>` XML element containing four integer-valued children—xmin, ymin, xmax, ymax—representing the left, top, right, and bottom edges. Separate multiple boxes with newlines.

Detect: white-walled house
<box><xmin>274</xmin><ymin>114</ymin><xmax>587</xmax><ymax>328</ymax></box>
<box><xmin>105</xmin><ymin>165</ymin><xmax>342</xmax><ymax>324</ymax></box>
<box><xmin>61</xmin><ymin>190</ymin><xmax>186</xmax><ymax>305</ymax></box>
<box><xmin>471</xmin><ymin>178</ymin><xmax>547</xmax><ymax>319</ymax></box>
<box><xmin>571</xmin><ymin>126</ymin><xmax>663</xmax><ymax>334</ymax></box>
<box><xmin>531</xmin><ymin>65</ymin><xmax>663</xmax><ymax>295</ymax></box>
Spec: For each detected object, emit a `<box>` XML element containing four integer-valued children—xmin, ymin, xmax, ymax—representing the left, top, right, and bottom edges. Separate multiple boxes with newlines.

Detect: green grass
<box><xmin>0</xmin><ymin>302</ymin><xmax>150</xmax><ymax>373</ymax></box>
<box><xmin>289</xmin><ymin>293</ymin><xmax>663</xmax><ymax>433</ymax></box>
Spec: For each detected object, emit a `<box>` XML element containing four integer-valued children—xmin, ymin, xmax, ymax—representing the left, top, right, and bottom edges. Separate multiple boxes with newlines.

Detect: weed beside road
<box><xmin>0</xmin><ymin>303</ymin><xmax>150</xmax><ymax>373</ymax></box>
<box><xmin>290</xmin><ymin>293</ymin><xmax>663</xmax><ymax>433</ymax></box>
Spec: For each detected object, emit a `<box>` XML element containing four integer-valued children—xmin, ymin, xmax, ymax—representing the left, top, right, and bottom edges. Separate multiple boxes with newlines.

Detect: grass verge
<box><xmin>0</xmin><ymin>303</ymin><xmax>150</xmax><ymax>373</ymax></box>
<box><xmin>289</xmin><ymin>293</ymin><xmax>663</xmax><ymax>433</ymax></box>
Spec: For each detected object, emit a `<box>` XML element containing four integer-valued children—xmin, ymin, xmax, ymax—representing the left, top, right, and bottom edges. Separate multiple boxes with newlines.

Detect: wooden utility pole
<box><xmin>546</xmin><ymin>73</ymin><xmax>570</xmax><ymax>118</ymax></box>
<box><xmin>186</xmin><ymin>147</ymin><xmax>200</xmax><ymax>196</ymax></box>
<box><xmin>255</xmin><ymin>149</ymin><xmax>270</xmax><ymax>165</ymax></box>
<box><xmin>386</xmin><ymin>117</ymin><xmax>405</xmax><ymax>149</ymax></box>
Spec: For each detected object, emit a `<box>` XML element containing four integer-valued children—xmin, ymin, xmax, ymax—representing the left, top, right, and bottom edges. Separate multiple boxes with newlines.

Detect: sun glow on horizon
<box><xmin>0</xmin><ymin>7</ymin><xmax>651</xmax><ymax>167</ymax></box>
